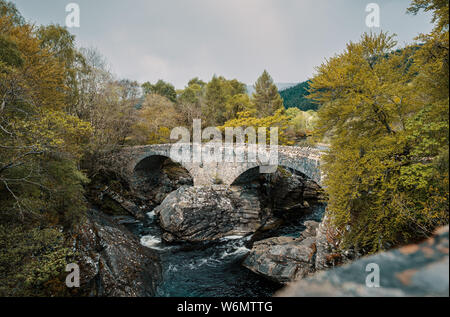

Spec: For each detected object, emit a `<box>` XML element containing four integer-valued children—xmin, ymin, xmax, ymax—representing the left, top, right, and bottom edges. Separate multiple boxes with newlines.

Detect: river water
<box><xmin>123</xmin><ymin>203</ymin><xmax>325</xmax><ymax>297</ymax></box>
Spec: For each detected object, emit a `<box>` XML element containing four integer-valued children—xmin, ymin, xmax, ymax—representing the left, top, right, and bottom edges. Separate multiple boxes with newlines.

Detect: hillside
<box><xmin>279</xmin><ymin>80</ymin><xmax>319</xmax><ymax>111</ymax></box>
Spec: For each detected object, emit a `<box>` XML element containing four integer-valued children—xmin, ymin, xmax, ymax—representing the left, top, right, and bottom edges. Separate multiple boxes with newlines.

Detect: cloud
<box><xmin>13</xmin><ymin>0</ymin><xmax>434</xmax><ymax>88</ymax></box>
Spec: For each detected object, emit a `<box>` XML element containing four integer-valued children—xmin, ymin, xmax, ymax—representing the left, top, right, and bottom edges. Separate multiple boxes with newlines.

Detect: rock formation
<box><xmin>276</xmin><ymin>226</ymin><xmax>449</xmax><ymax>297</ymax></box>
<box><xmin>243</xmin><ymin>217</ymin><xmax>357</xmax><ymax>284</ymax></box>
<box><xmin>154</xmin><ymin>185</ymin><xmax>266</xmax><ymax>242</ymax></box>
<box><xmin>74</xmin><ymin>209</ymin><xmax>162</xmax><ymax>296</ymax></box>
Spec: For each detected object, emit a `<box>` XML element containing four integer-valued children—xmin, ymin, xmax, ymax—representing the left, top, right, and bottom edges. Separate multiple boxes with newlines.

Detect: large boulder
<box><xmin>243</xmin><ymin>218</ymin><xmax>357</xmax><ymax>284</ymax></box>
<box><xmin>277</xmin><ymin>226</ymin><xmax>449</xmax><ymax>297</ymax></box>
<box><xmin>242</xmin><ymin>221</ymin><xmax>319</xmax><ymax>284</ymax></box>
<box><xmin>75</xmin><ymin>209</ymin><xmax>162</xmax><ymax>297</ymax></box>
<box><xmin>154</xmin><ymin>185</ymin><xmax>268</xmax><ymax>242</ymax></box>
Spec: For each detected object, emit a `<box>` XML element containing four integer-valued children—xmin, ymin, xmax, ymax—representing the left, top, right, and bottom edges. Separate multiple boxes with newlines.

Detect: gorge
<box><xmin>75</xmin><ymin>144</ymin><xmax>348</xmax><ymax>296</ymax></box>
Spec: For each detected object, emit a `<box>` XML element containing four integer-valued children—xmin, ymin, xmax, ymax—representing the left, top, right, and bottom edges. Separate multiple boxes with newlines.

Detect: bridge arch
<box><xmin>130</xmin><ymin>153</ymin><xmax>194</xmax><ymax>204</ymax></box>
<box><xmin>226</xmin><ymin>151</ymin><xmax>322</xmax><ymax>187</ymax></box>
<box><xmin>133</xmin><ymin>154</ymin><xmax>194</xmax><ymax>181</ymax></box>
<box><xmin>230</xmin><ymin>161</ymin><xmax>321</xmax><ymax>187</ymax></box>
<box><xmin>117</xmin><ymin>144</ymin><xmax>323</xmax><ymax>187</ymax></box>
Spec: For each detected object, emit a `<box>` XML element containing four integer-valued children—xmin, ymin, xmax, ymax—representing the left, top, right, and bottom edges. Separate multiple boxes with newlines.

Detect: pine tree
<box><xmin>252</xmin><ymin>70</ymin><xmax>284</xmax><ymax>117</ymax></box>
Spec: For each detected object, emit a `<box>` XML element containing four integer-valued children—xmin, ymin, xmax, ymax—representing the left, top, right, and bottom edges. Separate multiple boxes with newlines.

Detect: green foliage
<box><xmin>0</xmin><ymin>13</ymin><xmax>92</xmax><ymax>223</ymax></box>
<box><xmin>203</xmin><ymin>75</ymin><xmax>247</xmax><ymax>125</ymax></box>
<box><xmin>0</xmin><ymin>34</ymin><xmax>23</xmax><ymax>67</ymax></box>
<box><xmin>187</xmin><ymin>77</ymin><xmax>206</xmax><ymax>88</ymax></box>
<box><xmin>0</xmin><ymin>4</ymin><xmax>95</xmax><ymax>296</ymax></box>
<box><xmin>280</xmin><ymin>80</ymin><xmax>319</xmax><ymax>111</ymax></box>
<box><xmin>286</xmin><ymin>108</ymin><xmax>319</xmax><ymax>136</ymax></box>
<box><xmin>178</xmin><ymin>82</ymin><xmax>203</xmax><ymax>105</ymax></box>
<box><xmin>224</xmin><ymin>93</ymin><xmax>256</xmax><ymax>120</ymax></box>
<box><xmin>142</xmin><ymin>79</ymin><xmax>177</xmax><ymax>102</ymax></box>
<box><xmin>0</xmin><ymin>225</ymin><xmax>74</xmax><ymax>296</ymax></box>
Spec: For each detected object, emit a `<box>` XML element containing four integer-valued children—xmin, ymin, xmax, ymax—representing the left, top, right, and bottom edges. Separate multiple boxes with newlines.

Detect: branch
<box><xmin>0</xmin><ymin>122</ymin><xmax>12</xmax><ymax>136</ymax></box>
<box><xmin>2</xmin><ymin>179</ymin><xmax>24</xmax><ymax>220</ymax></box>
<box><xmin>1</xmin><ymin>179</ymin><xmax>42</xmax><ymax>220</ymax></box>
<box><xmin>0</xmin><ymin>144</ymin><xmax>38</xmax><ymax>149</ymax></box>
<box><xmin>0</xmin><ymin>150</ymin><xmax>44</xmax><ymax>175</ymax></box>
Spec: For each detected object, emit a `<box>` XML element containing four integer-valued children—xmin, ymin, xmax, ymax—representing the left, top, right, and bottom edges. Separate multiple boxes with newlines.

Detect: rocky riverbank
<box><xmin>85</xmin><ymin>161</ymin><xmax>330</xmax><ymax>295</ymax></box>
<box><xmin>276</xmin><ymin>226</ymin><xmax>449</xmax><ymax>297</ymax></box>
<box><xmin>73</xmin><ymin>209</ymin><xmax>162</xmax><ymax>296</ymax></box>
<box><xmin>243</xmin><ymin>215</ymin><xmax>357</xmax><ymax>284</ymax></box>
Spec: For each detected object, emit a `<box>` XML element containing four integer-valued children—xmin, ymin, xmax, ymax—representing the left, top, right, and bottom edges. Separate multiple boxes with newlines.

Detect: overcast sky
<box><xmin>12</xmin><ymin>0</ymin><xmax>434</xmax><ymax>88</ymax></box>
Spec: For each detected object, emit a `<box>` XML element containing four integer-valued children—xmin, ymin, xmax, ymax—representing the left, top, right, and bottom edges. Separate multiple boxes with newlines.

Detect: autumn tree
<box><xmin>0</xmin><ymin>0</ymin><xmax>23</xmax><ymax>25</ymax></box>
<box><xmin>220</xmin><ymin>109</ymin><xmax>293</xmax><ymax>146</ymax></box>
<box><xmin>309</xmin><ymin>27</ymin><xmax>448</xmax><ymax>252</ymax></box>
<box><xmin>37</xmin><ymin>24</ymin><xmax>87</xmax><ymax>110</ymax></box>
<box><xmin>0</xmin><ymin>4</ymin><xmax>91</xmax><ymax>295</ymax></box>
<box><xmin>130</xmin><ymin>94</ymin><xmax>181</xmax><ymax>144</ymax></box>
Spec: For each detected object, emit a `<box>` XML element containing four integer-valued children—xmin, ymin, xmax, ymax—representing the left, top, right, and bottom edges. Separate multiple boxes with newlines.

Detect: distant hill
<box><xmin>279</xmin><ymin>80</ymin><xmax>319</xmax><ymax>111</ymax></box>
<box><xmin>246</xmin><ymin>83</ymin><xmax>297</xmax><ymax>96</ymax></box>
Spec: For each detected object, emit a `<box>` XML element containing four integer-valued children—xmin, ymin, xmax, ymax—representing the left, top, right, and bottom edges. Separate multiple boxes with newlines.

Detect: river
<box><xmin>121</xmin><ymin>203</ymin><xmax>326</xmax><ymax>297</ymax></box>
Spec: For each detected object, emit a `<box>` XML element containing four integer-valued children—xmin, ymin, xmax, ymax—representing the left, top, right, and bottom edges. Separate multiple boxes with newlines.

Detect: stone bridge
<box><xmin>111</xmin><ymin>144</ymin><xmax>324</xmax><ymax>187</ymax></box>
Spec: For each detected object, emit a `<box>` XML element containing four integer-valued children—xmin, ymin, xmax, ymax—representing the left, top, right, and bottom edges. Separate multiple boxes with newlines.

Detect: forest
<box><xmin>279</xmin><ymin>80</ymin><xmax>318</xmax><ymax>111</ymax></box>
<box><xmin>0</xmin><ymin>0</ymin><xmax>448</xmax><ymax>296</ymax></box>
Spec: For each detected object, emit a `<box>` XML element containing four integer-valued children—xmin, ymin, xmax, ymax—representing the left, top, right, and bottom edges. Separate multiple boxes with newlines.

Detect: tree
<box><xmin>203</xmin><ymin>76</ymin><xmax>247</xmax><ymax>126</ymax></box>
<box><xmin>178</xmin><ymin>81</ymin><xmax>204</xmax><ymax>105</ymax></box>
<box><xmin>0</xmin><ymin>13</ymin><xmax>91</xmax><ymax>224</ymax></box>
<box><xmin>286</xmin><ymin>108</ymin><xmax>319</xmax><ymax>137</ymax></box>
<box><xmin>252</xmin><ymin>70</ymin><xmax>284</xmax><ymax>117</ymax></box>
<box><xmin>309</xmin><ymin>28</ymin><xmax>448</xmax><ymax>252</ymax></box>
<box><xmin>142</xmin><ymin>79</ymin><xmax>177</xmax><ymax>102</ymax></box>
<box><xmin>187</xmin><ymin>77</ymin><xmax>206</xmax><ymax>88</ymax></box>
<box><xmin>0</xmin><ymin>1</ymin><xmax>152</xmax><ymax>296</ymax></box>
<box><xmin>130</xmin><ymin>94</ymin><xmax>181</xmax><ymax>144</ymax></box>
<box><xmin>220</xmin><ymin>109</ymin><xmax>293</xmax><ymax>145</ymax></box>
<box><xmin>0</xmin><ymin>34</ymin><xmax>23</xmax><ymax>67</ymax></box>
<box><xmin>37</xmin><ymin>24</ymin><xmax>87</xmax><ymax>111</ymax></box>
<box><xmin>0</xmin><ymin>0</ymin><xmax>24</xmax><ymax>25</ymax></box>
<box><xmin>176</xmin><ymin>80</ymin><xmax>204</xmax><ymax>127</ymax></box>
<box><xmin>224</xmin><ymin>93</ymin><xmax>256</xmax><ymax>120</ymax></box>
<box><xmin>279</xmin><ymin>80</ymin><xmax>319</xmax><ymax>111</ymax></box>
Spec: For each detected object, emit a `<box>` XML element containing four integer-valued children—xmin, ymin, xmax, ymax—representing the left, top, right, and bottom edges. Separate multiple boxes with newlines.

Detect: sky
<box><xmin>12</xmin><ymin>0</ymin><xmax>434</xmax><ymax>88</ymax></box>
